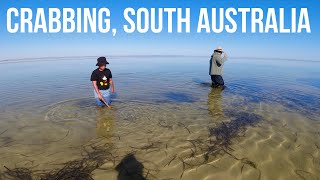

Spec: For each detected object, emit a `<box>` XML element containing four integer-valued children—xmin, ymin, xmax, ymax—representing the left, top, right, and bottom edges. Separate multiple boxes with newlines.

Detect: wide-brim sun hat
<box><xmin>96</xmin><ymin>56</ymin><xmax>109</xmax><ymax>66</ymax></box>
<box><xmin>215</xmin><ymin>46</ymin><xmax>223</xmax><ymax>52</ymax></box>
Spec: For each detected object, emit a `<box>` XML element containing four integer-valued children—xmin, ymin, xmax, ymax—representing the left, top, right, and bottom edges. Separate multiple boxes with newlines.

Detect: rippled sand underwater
<box><xmin>0</xmin><ymin>57</ymin><xmax>319</xmax><ymax>179</ymax></box>
<box><xmin>1</xmin><ymin>93</ymin><xmax>319</xmax><ymax>180</ymax></box>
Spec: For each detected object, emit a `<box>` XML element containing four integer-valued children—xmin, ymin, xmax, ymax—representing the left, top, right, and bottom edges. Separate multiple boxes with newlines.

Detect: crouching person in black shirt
<box><xmin>90</xmin><ymin>57</ymin><xmax>115</xmax><ymax>108</ymax></box>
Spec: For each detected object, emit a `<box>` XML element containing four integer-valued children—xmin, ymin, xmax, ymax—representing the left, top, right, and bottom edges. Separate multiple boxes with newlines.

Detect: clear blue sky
<box><xmin>0</xmin><ymin>0</ymin><xmax>319</xmax><ymax>60</ymax></box>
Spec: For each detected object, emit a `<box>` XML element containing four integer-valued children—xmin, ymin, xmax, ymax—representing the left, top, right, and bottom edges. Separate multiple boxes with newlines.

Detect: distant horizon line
<box><xmin>0</xmin><ymin>54</ymin><xmax>319</xmax><ymax>63</ymax></box>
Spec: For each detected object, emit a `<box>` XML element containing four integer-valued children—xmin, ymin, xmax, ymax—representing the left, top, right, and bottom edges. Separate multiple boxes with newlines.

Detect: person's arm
<box><xmin>216</xmin><ymin>55</ymin><xmax>223</xmax><ymax>66</ymax></box>
<box><xmin>92</xmin><ymin>81</ymin><xmax>103</xmax><ymax>100</ymax></box>
<box><xmin>109</xmin><ymin>70</ymin><xmax>115</xmax><ymax>93</ymax></box>
<box><xmin>209</xmin><ymin>56</ymin><xmax>213</xmax><ymax>75</ymax></box>
<box><xmin>222</xmin><ymin>52</ymin><xmax>228</xmax><ymax>63</ymax></box>
<box><xmin>92</xmin><ymin>81</ymin><xmax>112</xmax><ymax>108</ymax></box>
<box><xmin>110</xmin><ymin>78</ymin><xmax>115</xmax><ymax>93</ymax></box>
<box><xmin>216</xmin><ymin>53</ymin><xmax>228</xmax><ymax>65</ymax></box>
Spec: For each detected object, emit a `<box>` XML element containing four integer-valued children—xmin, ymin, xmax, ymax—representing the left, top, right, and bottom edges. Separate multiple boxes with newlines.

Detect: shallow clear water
<box><xmin>0</xmin><ymin>57</ymin><xmax>319</xmax><ymax>179</ymax></box>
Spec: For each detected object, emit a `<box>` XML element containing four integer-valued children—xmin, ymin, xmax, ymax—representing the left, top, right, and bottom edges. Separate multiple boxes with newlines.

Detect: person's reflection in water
<box><xmin>115</xmin><ymin>154</ymin><xmax>145</xmax><ymax>180</ymax></box>
<box><xmin>208</xmin><ymin>87</ymin><xmax>225</xmax><ymax>122</ymax></box>
<box><xmin>96</xmin><ymin>107</ymin><xmax>114</xmax><ymax>139</ymax></box>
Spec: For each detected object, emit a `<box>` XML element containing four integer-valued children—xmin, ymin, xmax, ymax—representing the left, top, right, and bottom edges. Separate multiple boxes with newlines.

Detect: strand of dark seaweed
<box><xmin>176</xmin><ymin>112</ymin><xmax>263</xmax><ymax>179</ymax></box>
<box><xmin>1</xmin><ymin>143</ymin><xmax>115</xmax><ymax>180</ymax></box>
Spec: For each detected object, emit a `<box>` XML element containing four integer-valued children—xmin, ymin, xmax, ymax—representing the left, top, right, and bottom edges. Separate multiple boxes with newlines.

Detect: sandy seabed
<box><xmin>0</xmin><ymin>95</ymin><xmax>319</xmax><ymax>180</ymax></box>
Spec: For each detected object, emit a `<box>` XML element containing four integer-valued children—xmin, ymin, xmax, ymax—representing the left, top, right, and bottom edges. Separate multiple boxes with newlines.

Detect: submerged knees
<box><xmin>211</xmin><ymin>75</ymin><xmax>224</xmax><ymax>88</ymax></box>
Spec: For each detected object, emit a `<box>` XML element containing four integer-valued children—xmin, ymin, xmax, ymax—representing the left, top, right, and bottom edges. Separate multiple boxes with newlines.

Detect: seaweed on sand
<box><xmin>2</xmin><ymin>166</ymin><xmax>33</xmax><ymax>180</ymax></box>
<box><xmin>1</xmin><ymin>110</ymin><xmax>264</xmax><ymax>180</ymax></box>
<box><xmin>40</xmin><ymin>159</ymin><xmax>96</xmax><ymax>180</ymax></box>
<box><xmin>177</xmin><ymin>111</ymin><xmax>263</xmax><ymax>179</ymax></box>
<box><xmin>158</xmin><ymin>120</ymin><xmax>173</xmax><ymax>130</ymax></box>
<box><xmin>208</xmin><ymin>112</ymin><xmax>262</xmax><ymax>150</ymax></box>
<box><xmin>1</xmin><ymin>142</ymin><xmax>116</xmax><ymax>180</ymax></box>
<box><xmin>294</xmin><ymin>169</ymin><xmax>318</xmax><ymax>180</ymax></box>
<box><xmin>177</xmin><ymin>122</ymin><xmax>191</xmax><ymax>134</ymax></box>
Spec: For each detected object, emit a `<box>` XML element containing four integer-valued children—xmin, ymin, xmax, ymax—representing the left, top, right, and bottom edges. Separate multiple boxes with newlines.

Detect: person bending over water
<box><xmin>209</xmin><ymin>46</ymin><xmax>228</xmax><ymax>88</ymax></box>
<box><xmin>91</xmin><ymin>57</ymin><xmax>115</xmax><ymax>108</ymax></box>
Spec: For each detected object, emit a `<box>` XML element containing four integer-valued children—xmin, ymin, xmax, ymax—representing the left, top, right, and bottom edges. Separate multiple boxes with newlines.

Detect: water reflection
<box><xmin>207</xmin><ymin>88</ymin><xmax>225</xmax><ymax>121</ymax></box>
<box><xmin>96</xmin><ymin>108</ymin><xmax>114</xmax><ymax>139</ymax></box>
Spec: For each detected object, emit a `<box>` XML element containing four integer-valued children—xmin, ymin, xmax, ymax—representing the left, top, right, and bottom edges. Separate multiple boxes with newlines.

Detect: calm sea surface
<box><xmin>0</xmin><ymin>57</ymin><xmax>319</xmax><ymax>179</ymax></box>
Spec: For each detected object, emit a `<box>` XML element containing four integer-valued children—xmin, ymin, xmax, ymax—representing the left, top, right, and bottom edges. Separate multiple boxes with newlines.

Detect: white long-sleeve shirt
<box><xmin>209</xmin><ymin>52</ymin><xmax>228</xmax><ymax>75</ymax></box>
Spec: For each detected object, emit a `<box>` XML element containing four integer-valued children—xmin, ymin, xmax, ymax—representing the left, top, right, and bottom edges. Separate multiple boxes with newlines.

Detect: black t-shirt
<box><xmin>90</xmin><ymin>68</ymin><xmax>112</xmax><ymax>90</ymax></box>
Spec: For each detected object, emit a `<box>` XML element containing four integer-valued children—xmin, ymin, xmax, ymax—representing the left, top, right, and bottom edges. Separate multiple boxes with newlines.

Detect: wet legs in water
<box><xmin>211</xmin><ymin>75</ymin><xmax>224</xmax><ymax>88</ymax></box>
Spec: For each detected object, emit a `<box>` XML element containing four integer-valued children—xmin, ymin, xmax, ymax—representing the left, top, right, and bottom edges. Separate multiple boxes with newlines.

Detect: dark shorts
<box><xmin>211</xmin><ymin>75</ymin><xmax>224</xmax><ymax>88</ymax></box>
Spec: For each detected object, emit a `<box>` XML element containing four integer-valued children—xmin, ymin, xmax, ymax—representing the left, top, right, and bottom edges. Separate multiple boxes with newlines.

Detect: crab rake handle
<box><xmin>100</xmin><ymin>98</ymin><xmax>112</xmax><ymax>109</ymax></box>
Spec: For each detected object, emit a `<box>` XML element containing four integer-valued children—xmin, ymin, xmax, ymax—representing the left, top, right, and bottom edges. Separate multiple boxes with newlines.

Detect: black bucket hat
<box><xmin>96</xmin><ymin>57</ymin><xmax>109</xmax><ymax>66</ymax></box>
